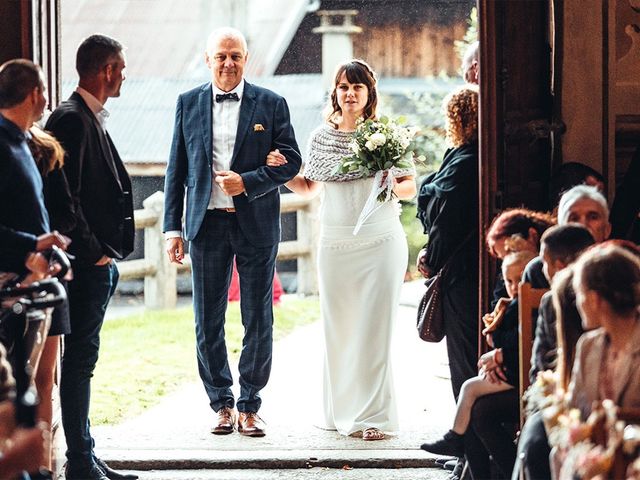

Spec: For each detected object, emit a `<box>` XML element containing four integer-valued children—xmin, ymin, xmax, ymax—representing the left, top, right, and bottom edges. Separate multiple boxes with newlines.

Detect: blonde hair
<box><xmin>28</xmin><ymin>124</ymin><xmax>65</xmax><ymax>176</ymax></box>
<box><xmin>501</xmin><ymin>250</ymin><xmax>536</xmax><ymax>276</ymax></box>
<box><xmin>443</xmin><ymin>85</ymin><xmax>479</xmax><ymax>147</ymax></box>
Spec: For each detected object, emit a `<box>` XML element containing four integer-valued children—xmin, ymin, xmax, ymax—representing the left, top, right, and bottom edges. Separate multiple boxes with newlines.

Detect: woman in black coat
<box><xmin>417</xmin><ymin>85</ymin><xmax>479</xmax><ymax>401</ymax></box>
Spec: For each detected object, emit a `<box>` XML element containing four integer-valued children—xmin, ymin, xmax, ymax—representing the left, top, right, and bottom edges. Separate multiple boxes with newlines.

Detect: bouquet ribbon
<box><xmin>353</xmin><ymin>169</ymin><xmax>395</xmax><ymax>235</ymax></box>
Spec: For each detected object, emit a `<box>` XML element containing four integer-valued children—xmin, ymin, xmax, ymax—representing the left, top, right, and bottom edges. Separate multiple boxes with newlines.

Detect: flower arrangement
<box><xmin>337</xmin><ymin>115</ymin><xmax>422</xmax><ymax>181</ymax></box>
<box><xmin>336</xmin><ymin>116</ymin><xmax>423</xmax><ymax>234</ymax></box>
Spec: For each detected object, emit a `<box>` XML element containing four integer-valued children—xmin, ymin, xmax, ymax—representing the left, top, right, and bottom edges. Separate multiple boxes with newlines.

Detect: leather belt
<box><xmin>213</xmin><ymin>207</ymin><xmax>236</xmax><ymax>213</ymax></box>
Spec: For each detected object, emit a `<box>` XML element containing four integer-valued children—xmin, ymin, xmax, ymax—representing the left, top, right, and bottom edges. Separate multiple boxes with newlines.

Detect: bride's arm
<box><xmin>266</xmin><ymin>150</ymin><xmax>321</xmax><ymax>198</ymax></box>
<box><xmin>393</xmin><ymin>175</ymin><xmax>417</xmax><ymax>200</ymax></box>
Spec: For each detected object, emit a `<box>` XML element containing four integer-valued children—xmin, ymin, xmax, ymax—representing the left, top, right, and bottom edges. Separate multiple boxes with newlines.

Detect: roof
<box><xmin>61</xmin><ymin>74</ymin><xmax>326</xmax><ymax>166</ymax></box>
<box><xmin>61</xmin><ymin>74</ymin><xmax>460</xmax><ymax>171</ymax></box>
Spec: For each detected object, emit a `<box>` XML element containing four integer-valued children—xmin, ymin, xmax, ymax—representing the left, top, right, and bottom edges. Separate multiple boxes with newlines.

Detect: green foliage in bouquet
<box><xmin>336</xmin><ymin>116</ymin><xmax>425</xmax><ymax>176</ymax></box>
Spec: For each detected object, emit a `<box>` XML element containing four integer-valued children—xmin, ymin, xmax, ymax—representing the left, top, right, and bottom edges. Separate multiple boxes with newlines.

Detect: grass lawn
<box><xmin>90</xmin><ymin>296</ymin><xmax>320</xmax><ymax>425</ymax></box>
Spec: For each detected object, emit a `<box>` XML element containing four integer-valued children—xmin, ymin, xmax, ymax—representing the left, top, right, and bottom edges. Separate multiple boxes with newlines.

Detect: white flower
<box><xmin>369</xmin><ymin>132</ymin><xmax>386</xmax><ymax>146</ymax></box>
<box><xmin>365</xmin><ymin>140</ymin><xmax>376</xmax><ymax>151</ymax></box>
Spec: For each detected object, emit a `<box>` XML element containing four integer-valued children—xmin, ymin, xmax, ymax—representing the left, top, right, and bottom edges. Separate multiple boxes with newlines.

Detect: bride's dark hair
<box><xmin>325</xmin><ymin>59</ymin><xmax>378</xmax><ymax>129</ymax></box>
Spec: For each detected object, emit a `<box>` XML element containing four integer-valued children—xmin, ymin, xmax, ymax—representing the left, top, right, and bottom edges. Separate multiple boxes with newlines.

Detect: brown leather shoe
<box><xmin>237</xmin><ymin>412</ymin><xmax>266</xmax><ymax>437</ymax></box>
<box><xmin>211</xmin><ymin>406</ymin><xmax>236</xmax><ymax>435</ymax></box>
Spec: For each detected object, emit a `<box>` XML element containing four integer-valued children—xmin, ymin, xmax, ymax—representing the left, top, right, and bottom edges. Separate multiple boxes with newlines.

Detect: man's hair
<box><xmin>461</xmin><ymin>41</ymin><xmax>479</xmax><ymax>77</ymax></box>
<box><xmin>0</xmin><ymin>59</ymin><xmax>43</xmax><ymax>108</ymax></box>
<box><xmin>206</xmin><ymin>27</ymin><xmax>248</xmax><ymax>55</ymax></box>
<box><xmin>76</xmin><ymin>34</ymin><xmax>123</xmax><ymax>78</ymax></box>
<box><xmin>541</xmin><ymin>224</ymin><xmax>595</xmax><ymax>264</ymax></box>
<box><xmin>557</xmin><ymin>184</ymin><xmax>609</xmax><ymax>225</ymax></box>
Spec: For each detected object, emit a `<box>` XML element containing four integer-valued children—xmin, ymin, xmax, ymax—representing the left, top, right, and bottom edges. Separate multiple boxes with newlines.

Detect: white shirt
<box><xmin>208</xmin><ymin>80</ymin><xmax>244</xmax><ymax>209</ymax></box>
<box><xmin>75</xmin><ymin>86</ymin><xmax>109</xmax><ymax>131</ymax></box>
<box><xmin>165</xmin><ymin>80</ymin><xmax>244</xmax><ymax>240</ymax></box>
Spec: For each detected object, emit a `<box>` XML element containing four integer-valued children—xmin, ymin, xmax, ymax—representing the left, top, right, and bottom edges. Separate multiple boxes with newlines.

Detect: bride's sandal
<box><xmin>363</xmin><ymin>427</ymin><xmax>385</xmax><ymax>441</ymax></box>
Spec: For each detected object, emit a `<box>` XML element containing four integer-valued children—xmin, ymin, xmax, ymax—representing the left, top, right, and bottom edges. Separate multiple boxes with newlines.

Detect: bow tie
<box><xmin>216</xmin><ymin>92</ymin><xmax>239</xmax><ymax>103</ymax></box>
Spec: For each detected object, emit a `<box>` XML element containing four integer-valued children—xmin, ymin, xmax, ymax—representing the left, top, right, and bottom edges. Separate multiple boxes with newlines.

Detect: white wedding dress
<box><xmin>317</xmin><ymin>178</ymin><xmax>406</xmax><ymax>435</ymax></box>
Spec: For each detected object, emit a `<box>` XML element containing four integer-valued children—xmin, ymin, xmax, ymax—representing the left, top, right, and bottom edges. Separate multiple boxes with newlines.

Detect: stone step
<box><xmin>108</xmin><ymin>467</ymin><xmax>450</xmax><ymax>480</ymax></box>
<box><xmin>101</xmin><ymin>449</ymin><xmax>443</xmax><ymax>471</ymax></box>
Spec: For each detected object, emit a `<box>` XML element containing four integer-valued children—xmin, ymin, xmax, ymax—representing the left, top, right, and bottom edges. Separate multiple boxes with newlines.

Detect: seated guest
<box><xmin>421</xmin><ymin>251</ymin><xmax>534</xmax><ymax>470</ymax></box>
<box><xmin>530</xmin><ymin>224</ymin><xmax>595</xmax><ymax>382</ymax></box>
<box><xmin>548</xmin><ymin>161</ymin><xmax>604</xmax><ymax>210</ymax></box>
<box><xmin>485</xmin><ymin>208</ymin><xmax>554</xmax><ymax>302</ymax></box>
<box><xmin>513</xmin><ymin>244</ymin><xmax>640</xmax><ymax>480</ymax></box>
<box><xmin>523</xmin><ymin>184</ymin><xmax>612</xmax><ymax>290</ymax></box>
<box><xmin>552</xmin><ymin>267</ymin><xmax>587</xmax><ymax>392</ymax></box>
<box><xmin>569</xmin><ymin>244</ymin><xmax>640</xmax><ymax>418</ymax></box>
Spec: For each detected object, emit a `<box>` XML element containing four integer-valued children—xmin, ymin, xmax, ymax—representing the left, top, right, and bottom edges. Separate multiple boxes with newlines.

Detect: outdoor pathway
<box><xmin>90</xmin><ymin>282</ymin><xmax>456</xmax><ymax>477</ymax></box>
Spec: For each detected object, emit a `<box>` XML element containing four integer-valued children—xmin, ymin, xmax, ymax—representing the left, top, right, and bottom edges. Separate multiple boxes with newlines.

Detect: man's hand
<box><xmin>95</xmin><ymin>255</ymin><xmax>112</xmax><ymax>266</ymax></box>
<box><xmin>166</xmin><ymin>237</ymin><xmax>184</xmax><ymax>264</ymax></box>
<box><xmin>35</xmin><ymin>231</ymin><xmax>69</xmax><ymax>251</ymax></box>
<box><xmin>215</xmin><ymin>171</ymin><xmax>246</xmax><ymax>196</ymax></box>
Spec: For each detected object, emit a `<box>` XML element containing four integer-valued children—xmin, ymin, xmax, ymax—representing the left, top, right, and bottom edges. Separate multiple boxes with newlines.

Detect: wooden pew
<box><xmin>518</xmin><ymin>282</ymin><xmax>548</xmax><ymax>426</ymax></box>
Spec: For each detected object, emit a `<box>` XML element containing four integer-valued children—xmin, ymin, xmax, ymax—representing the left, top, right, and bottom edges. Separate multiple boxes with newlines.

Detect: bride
<box><xmin>267</xmin><ymin>59</ymin><xmax>416</xmax><ymax>441</ymax></box>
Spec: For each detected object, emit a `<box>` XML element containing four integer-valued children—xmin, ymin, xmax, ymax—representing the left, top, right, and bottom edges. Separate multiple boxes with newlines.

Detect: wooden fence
<box><xmin>117</xmin><ymin>191</ymin><xmax>319</xmax><ymax>308</ymax></box>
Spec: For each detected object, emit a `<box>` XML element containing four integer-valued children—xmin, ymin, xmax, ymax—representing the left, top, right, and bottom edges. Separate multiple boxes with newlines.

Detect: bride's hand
<box><xmin>266</xmin><ymin>149</ymin><xmax>287</xmax><ymax>167</ymax></box>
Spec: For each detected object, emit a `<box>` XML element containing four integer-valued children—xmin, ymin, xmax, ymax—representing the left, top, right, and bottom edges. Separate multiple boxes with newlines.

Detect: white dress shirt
<box><xmin>208</xmin><ymin>80</ymin><xmax>244</xmax><ymax>210</ymax></box>
<box><xmin>75</xmin><ymin>86</ymin><xmax>109</xmax><ymax>131</ymax></box>
<box><xmin>165</xmin><ymin>80</ymin><xmax>245</xmax><ymax>240</ymax></box>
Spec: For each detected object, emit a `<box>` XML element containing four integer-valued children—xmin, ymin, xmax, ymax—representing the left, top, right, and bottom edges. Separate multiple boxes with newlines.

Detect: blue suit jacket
<box><xmin>163</xmin><ymin>81</ymin><xmax>302</xmax><ymax>247</ymax></box>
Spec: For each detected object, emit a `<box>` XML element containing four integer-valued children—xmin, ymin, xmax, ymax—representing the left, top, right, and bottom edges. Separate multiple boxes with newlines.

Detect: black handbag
<box><xmin>416</xmin><ymin>232</ymin><xmax>473</xmax><ymax>343</ymax></box>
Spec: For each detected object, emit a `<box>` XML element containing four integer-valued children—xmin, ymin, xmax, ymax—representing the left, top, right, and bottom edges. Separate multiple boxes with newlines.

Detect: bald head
<box><xmin>206</xmin><ymin>27</ymin><xmax>248</xmax><ymax>56</ymax></box>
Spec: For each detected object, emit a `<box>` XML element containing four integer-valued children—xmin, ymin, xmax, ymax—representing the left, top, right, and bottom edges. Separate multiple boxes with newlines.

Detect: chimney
<box><xmin>313</xmin><ymin>10</ymin><xmax>362</xmax><ymax>92</ymax></box>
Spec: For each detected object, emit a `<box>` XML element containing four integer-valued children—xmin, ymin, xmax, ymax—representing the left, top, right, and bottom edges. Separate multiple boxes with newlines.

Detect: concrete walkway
<box><xmin>92</xmin><ymin>281</ymin><xmax>456</xmax><ymax>476</ymax></box>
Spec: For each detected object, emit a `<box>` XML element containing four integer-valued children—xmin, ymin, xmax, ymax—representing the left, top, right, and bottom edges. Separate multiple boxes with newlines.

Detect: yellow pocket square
<box><xmin>253</xmin><ymin>123</ymin><xmax>265</xmax><ymax>132</ymax></box>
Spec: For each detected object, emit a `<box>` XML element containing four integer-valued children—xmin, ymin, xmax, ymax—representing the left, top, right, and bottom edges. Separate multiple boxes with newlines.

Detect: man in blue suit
<box><xmin>163</xmin><ymin>27</ymin><xmax>301</xmax><ymax>438</ymax></box>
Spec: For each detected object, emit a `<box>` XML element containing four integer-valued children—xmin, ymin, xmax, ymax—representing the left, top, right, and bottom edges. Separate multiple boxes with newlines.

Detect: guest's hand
<box><xmin>35</xmin><ymin>231</ymin><xmax>69</xmax><ymax>251</ymax></box>
<box><xmin>266</xmin><ymin>149</ymin><xmax>287</xmax><ymax>167</ymax></box>
<box><xmin>416</xmin><ymin>248</ymin><xmax>431</xmax><ymax>278</ymax></box>
<box><xmin>215</xmin><ymin>171</ymin><xmax>246</xmax><ymax>196</ymax></box>
<box><xmin>484</xmin><ymin>333</ymin><xmax>494</xmax><ymax>348</ymax></box>
<box><xmin>166</xmin><ymin>237</ymin><xmax>184</xmax><ymax>265</ymax></box>
<box><xmin>478</xmin><ymin>349</ymin><xmax>507</xmax><ymax>384</ymax></box>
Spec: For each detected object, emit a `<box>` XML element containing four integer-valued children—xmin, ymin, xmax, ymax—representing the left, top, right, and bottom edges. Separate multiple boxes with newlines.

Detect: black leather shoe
<box><xmin>65</xmin><ymin>463</ymin><xmax>109</xmax><ymax>480</ymax></box>
<box><xmin>420</xmin><ymin>430</ymin><xmax>465</xmax><ymax>457</ymax></box>
<box><xmin>95</xmin><ymin>458</ymin><xmax>139</xmax><ymax>480</ymax></box>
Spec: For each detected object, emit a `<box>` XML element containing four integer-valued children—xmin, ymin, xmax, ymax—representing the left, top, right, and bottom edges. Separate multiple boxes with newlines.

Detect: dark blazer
<box><xmin>45</xmin><ymin>92</ymin><xmax>134</xmax><ymax>266</ymax></box>
<box><xmin>163</xmin><ymin>81</ymin><xmax>301</xmax><ymax>246</ymax></box>
<box><xmin>0</xmin><ymin>115</ymin><xmax>49</xmax><ymax>273</ymax></box>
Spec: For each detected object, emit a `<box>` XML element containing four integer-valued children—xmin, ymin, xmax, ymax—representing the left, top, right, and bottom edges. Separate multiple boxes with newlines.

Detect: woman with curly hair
<box><xmin>417</xmin><ymin>85</ymin><xmax>479</xmax><ymax>401</ymax></box>
<box><xmin>486</xmin><ymin>208</ymin><xmax>555</xmax><ymax>260</ymax></box>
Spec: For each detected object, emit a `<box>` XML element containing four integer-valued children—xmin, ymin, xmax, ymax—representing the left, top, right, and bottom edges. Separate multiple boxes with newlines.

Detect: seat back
<box><xmin>518</xmin><ymin>282</ymin><xmax>548</xmax><ymax>425</ymax></box>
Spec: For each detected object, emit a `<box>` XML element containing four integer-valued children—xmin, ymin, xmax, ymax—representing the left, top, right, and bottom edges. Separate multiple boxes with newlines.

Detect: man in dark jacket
<box><xmin>46</xmin><ymin>35</ymin><xmax>136</xmax><ymax>480</ymax></box>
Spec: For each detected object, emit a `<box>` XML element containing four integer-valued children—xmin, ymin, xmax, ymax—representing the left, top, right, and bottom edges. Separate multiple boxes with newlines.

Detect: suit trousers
<box><xmin>190</xmin><ymin>210</ymin><xmax>277</xmax><ymax>413</ymax></box>
<box><xmin>61</xmin><ymin>262</ymin><xmax>119</xmax><ymax>467</ymax></box>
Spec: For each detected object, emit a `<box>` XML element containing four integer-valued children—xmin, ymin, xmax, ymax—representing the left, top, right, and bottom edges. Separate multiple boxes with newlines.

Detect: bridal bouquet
<box><xmin>336</xmin><ymin>116</ymin><xmax>422</xmax><ymax>234</ymax></box>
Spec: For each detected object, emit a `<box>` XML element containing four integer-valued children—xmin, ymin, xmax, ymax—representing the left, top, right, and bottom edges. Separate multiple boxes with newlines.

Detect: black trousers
<box><xmin>511</xmin><ymin>411</ymin><xmax>551</xmax><ymax>480</ymax></box>
<box><xmin>443</xmin><ymin>274</ymin><xmax>478</xmax><ymax>400</ymax></box>
<box><xmin>465</xmin><ymin>390</ymin><xmax>519</xmax><ymax>479</ymax></box>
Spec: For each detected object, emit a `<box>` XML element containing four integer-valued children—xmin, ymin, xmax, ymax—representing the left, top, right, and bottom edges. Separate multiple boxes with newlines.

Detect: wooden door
<box><xmin>478</xmin><ymin>1</ymin><xmax>556</xmax><ymax>334</ymax></box>
<box><xmin>0</xmin><ymin>0</ymin><xmax>61</xmax><ymax>108</ymax></box>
